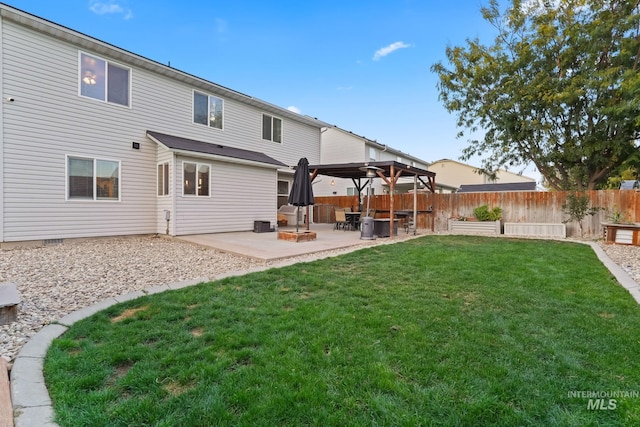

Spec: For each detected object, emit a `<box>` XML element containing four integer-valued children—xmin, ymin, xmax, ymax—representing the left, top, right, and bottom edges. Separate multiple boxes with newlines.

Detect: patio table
<box><xmin>345</xmin><ymin>212</ymin><xmax>361</xmax><ymax>231</ymax></box>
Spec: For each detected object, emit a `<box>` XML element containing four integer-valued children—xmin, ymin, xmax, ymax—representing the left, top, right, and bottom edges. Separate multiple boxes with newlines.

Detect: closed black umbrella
<box><xmin>288</xmin><ymin>157</ymin><xmax>314</xmax><ymax>232</ymax></box>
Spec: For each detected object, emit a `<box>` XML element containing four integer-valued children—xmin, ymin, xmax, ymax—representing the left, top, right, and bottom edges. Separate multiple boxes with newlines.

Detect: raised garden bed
<box><xmin>602</xmin><ymin>223</ymin><xmax>640</xmax><ymax>246</ymax></box>
<box><xmin>448</xmin><ymin>219</ymin><xmax>502</xmax><ymax>235</ymax></box>
<box><xmin>504</xmin><ymin>223</ymin><xmax>566</xmax><ymax>238</ymax></box>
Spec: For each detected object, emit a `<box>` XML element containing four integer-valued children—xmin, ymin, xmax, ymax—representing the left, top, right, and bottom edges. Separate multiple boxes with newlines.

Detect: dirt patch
<box><xmin>111</xmin><ymin>305</ymin><xmax>149</xmax><ymax>323</ymax></box>
<box><xmin>163</xmin><ymin>380</ymin><xmax>196</xmax><ymax>397</ymax></box>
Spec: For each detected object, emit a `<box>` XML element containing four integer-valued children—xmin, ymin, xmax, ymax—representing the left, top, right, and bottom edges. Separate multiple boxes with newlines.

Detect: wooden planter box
<box><xmin>602</xmin><ymin>223</ymin><xmax>640</xmax><ymax>246</ymax></box>
<box><xmin>277</xmin><ymin>230</ymin><xmax>317</xmax><ymax>242</ymax></box>
<box><xmin>448</xmin><ymin>219</ymin><xmax>502</xmax><ymax>235</ymax></box>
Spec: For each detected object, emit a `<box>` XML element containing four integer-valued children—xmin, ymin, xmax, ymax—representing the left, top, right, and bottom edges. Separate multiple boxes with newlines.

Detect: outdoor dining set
<box><xmin>334</xmin><ymin>208</ymin><xmax>415</xmax><ymax>237</ymax></box>
<box><xmin>333</xmin><ymin>208</ymin><xmax>370</xmax><ymax>232</ymax></box>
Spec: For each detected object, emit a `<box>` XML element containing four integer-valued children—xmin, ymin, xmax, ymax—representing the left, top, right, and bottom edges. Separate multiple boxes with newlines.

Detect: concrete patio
<box><xmin>176</xmin><ymin>223</ymin><xmax>417</xmax><ymax>261</ymax></box>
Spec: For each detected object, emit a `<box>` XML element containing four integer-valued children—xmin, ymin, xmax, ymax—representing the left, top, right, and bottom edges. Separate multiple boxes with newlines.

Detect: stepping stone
<box><xmin>0</xmin><ymin>282</ymin><xmax>20</xmax><ymax>325</ymax></box>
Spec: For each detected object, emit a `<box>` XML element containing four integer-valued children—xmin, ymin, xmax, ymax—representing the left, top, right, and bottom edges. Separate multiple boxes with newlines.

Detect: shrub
<box><xmin>473</xmin><ymin>205</ymin><xmax>502</xmax><ymax>221</ymax></box>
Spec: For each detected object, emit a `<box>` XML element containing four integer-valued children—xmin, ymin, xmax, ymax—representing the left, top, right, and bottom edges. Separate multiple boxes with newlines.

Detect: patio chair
<box><xmin>334</xmin><ymin>209</ymin><xmax>349</xmax><ymax>230</ymax></box>
<box><xmin>404</xmin><ymin>217</ymin><xmax>415</xmax><ymax>235</ymax></box>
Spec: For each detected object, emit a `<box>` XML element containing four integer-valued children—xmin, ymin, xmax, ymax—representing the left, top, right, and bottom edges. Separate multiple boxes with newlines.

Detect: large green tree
<box><xmin>431</xmin><ymin>0</ymin><xmax>640</xmax><ymax>190</ymax></box>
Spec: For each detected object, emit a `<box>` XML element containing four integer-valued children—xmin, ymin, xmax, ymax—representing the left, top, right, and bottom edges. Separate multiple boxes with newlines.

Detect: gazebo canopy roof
<box><xmin>308</xmin><ymin>161</ymin><xmax>435</xmax><ymax>183</ymax></box>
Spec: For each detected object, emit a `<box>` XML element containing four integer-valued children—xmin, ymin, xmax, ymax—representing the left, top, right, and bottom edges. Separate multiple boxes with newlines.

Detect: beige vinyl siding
<box><xmin>174</xmin><ymin>155</ymin><xmax>277</xmax><ymax>235</ymax></box>
<box><xmin>2</xmin><ymin>22</ymin><xmax>156</xmax><ymax>241</ymax></box>
<box><xmin>1</xmin><ymin>14</ymin><xmax>322</xmax><ymax>241</ymax></box>
<box><xmin>156</xmin><ymin>149</ymin><xmax>174</xmax><ymax>235</ymax></box>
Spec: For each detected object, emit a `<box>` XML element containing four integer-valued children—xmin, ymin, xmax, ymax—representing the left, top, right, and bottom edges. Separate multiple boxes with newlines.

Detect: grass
<box><xmin>44</xmin><ymin>235</ymin><xmax>640</xmax><ymax>426</ymax></box>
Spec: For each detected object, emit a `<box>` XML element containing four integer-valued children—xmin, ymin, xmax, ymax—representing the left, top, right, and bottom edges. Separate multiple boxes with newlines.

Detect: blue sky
<box><xmin>6</xmin><ymin>0</ymin><xmax>538</xmax><ymax>181</ymax></box>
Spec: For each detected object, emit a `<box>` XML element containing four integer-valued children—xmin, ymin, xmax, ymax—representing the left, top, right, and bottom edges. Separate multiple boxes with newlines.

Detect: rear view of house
<box><xmin>0</xmin><ymin>4</ymin><xmax>327</xmax><ymax>244</ymax></box>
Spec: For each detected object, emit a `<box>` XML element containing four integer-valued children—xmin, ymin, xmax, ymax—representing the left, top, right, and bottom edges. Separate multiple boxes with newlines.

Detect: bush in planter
<box><xmin>473</xmin><ymin>205</ymin><xmax>502</xmax><ymax>221</ymax></box>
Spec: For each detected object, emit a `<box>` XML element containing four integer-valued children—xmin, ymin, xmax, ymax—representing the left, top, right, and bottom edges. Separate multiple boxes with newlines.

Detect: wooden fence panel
<box><xmin>314</xmin><ymin>190</ymin><xmax>640</xmax><ymax>237</ymax></box>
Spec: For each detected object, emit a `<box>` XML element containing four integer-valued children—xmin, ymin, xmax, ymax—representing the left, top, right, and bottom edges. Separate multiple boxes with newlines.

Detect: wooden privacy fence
<box><xmin>314</xmin><ymin>190</ymin><xmax>640</xmax><ymax>238</ymax></box>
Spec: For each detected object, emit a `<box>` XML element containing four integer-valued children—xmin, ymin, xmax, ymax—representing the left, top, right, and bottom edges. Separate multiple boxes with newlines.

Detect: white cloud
<box><xmin>373</xmin><ymin>41</ymin><xmax>411</xmax><ymax>61</ymax></box>
<box><xmin>89</xmin><ymin>1</ymin><xmax>133</xmax><ymax>19</ymax></box>
<box><xmin>287</xmin><ymin>106</ymin><xmax>301</xmax><ymax>114</ymax></box>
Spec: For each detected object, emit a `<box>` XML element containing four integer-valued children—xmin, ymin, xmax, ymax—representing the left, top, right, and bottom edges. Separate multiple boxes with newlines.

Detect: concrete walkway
<box><xmin>9</xmin><ymin>234</ymin><xmax>640</xmax><ymax>426</ymax></box>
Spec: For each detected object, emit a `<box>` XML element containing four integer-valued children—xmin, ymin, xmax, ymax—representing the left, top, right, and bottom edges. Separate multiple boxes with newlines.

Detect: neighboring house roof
<box><xmin>147</xmin><ymin>131</ymin><xmax>287</xmax><ymax>168</ymax></box>
<box><xmin>620</xmin><ymin>180</ymin><xmax>640</xmax><ymax>190</ymax></box>
<box><xmin>325</xmin><ymin>126</ymin><xmax>430</xmax><ymax>167</ymax></box>
<box><xmin>429</xmin><ymin>158</ymin><xmax>536</xmax><ymax>182</ymax></box>
<box><xmin>458</xmin><ymin>182</ymin><xmax>538</xmax><ymax>193</ymax></box>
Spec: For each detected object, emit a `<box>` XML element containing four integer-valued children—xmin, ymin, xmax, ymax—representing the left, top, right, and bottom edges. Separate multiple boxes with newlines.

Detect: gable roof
<box><xmin>146</xmin><ymin>131</ymin><xmax>287</xmax><ymax>168</ymax></box>
<box><xmin>0</xmin><ymin>4</ymin><xmax>329</xmax><ymax>130</ymax></box>
<box><xmin>458</xmin><ymin>182</ymin><xmax>537</xmax><ymax>193</ymax></box>
<box><xmin>325</xmin><ymin>126</ymin><xmax>430</xmax><ymax>167</ymax></box>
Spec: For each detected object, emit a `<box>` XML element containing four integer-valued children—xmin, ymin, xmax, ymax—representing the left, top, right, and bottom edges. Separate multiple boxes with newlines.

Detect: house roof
<box><xmin>146</xmin><ymin>131</ymin><xmax>287</xmax><ymax>168</ymax></box>
<box><xmin>457</xmin><ymin>182</ymin><xmax>538</xmax><ymax>193</ymax></box>
<box><xmin>0</xmin><ymin>4</ymin><xmax>329</xmax><ymax>130</ymax></box>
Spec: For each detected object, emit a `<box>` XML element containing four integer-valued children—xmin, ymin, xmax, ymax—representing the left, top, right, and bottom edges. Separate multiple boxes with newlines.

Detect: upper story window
<box><xmin>193</xmin><ymin>91</ymin><xmax>224</xmax><ymax>129</ymax></box>
<box><xmin>183</xmin><ymin>161</ymin><xmax>210</xmax><ymax>196</ymax></box>
<box><xmin>369</xmin><ymin>147</ymin><xmax>377</xmax><ymax>162</ymax></box>
<box><xmin>262</xmin><ymin>114</ymin><xmax>282</xmax><ymax>143</ymax></box>
<box><xmin>79</xmin><ymin>52</ymin><xmax>130</xmax><ymax>107</ymax></box>
<box><xmin>67</xmin><ymin>156</ymin><xmax>120</xmax><ymax>201</ymax></box>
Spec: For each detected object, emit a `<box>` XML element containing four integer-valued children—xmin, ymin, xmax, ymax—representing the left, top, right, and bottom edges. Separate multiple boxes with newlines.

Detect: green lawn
<box><xmin>44</xmin><ymin>236</ymin><xmax>640</xmax><ymax>426</ymax></box>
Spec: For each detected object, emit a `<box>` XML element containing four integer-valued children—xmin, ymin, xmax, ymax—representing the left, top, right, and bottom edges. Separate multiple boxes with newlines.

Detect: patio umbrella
<box><xmin>288</xmin><ymin>157</ymin><xmax>315</xmax><ymax>232</ymax></box>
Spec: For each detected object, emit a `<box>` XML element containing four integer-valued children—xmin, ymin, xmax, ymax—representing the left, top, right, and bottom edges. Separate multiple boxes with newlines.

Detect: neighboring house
<box><xmin>315</xmin><ymin>126</ymin><xmax>437</xmax><ymax>196</ymax></box>
<box><xmin>427</xmin><ymin>159</ymin><xmax>536</xmax><ymax>192</ymax></box>
<box><xmin>458</xmin><ymin>182</ymin><xmax>537</xmax><ymax>193</ymax></box>
<box><xmin>0</xmin><ymin>4</ymin><xmax>328</xmax><ymax>244</ymax></box>
<box><xmin>620</xmin><ymin>180</ymin><xmax>640</xmax><ymax>190</ymax></box>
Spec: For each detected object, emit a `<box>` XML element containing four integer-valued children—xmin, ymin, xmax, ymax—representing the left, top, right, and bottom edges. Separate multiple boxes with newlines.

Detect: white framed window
<box><xmin>277</xmin><ymin>180</ymin><xmax>289</xmax><ymax>207</ymax></box>
<box><xmin>67</xmin><ymin>155</ymin><xmax>120</xmax><ymax>201</ymax></box>
<box><xmin>79</xmin><ymin>52</ymin><xmax>130</xmax><ymax>107</ymax></box>
<box><xmin>183</xmin><ymin>162</ymin><xmax>210</xmax><ymax>196</ymax></box>
<box><xmin>157</xmin><ymin>162</ymin><xmax>170</xmax><ymax>196</ymax></box>
<box><xmin>262</xmin><ymin>114</ymin><xmax>282</xmax><ymax>143</ymax></box>
<box><xmin>369</xmin><ymin>147</ymin><xmax>377</xmax><ymax>162</ymax></box>
<box><xmin>193</xmin><ymin>91</ymin><xmax>224</xmax><ymax>129</ymax></box>
<box><xmin>347</xmin><ymin>187</ymin><xmax>357</xmax><ymax>196</ymax></box>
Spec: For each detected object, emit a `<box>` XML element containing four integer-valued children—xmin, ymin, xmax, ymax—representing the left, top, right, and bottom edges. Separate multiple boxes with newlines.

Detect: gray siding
<box><xmin>174</xmin><ymin>155</ymin><xmax>277</xmax><ymax>235</ymax></box>
<box><xmin>1</xmin><ymin>13</ymin><xmax>322</xmax><ymax>242</ymax></box>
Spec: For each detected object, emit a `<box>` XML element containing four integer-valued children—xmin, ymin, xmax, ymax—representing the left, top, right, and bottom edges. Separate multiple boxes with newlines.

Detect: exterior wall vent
<box><xmin>43</xmin><ymin>239</ymin><xmax>63</xmax><ymax>245</ymax></box>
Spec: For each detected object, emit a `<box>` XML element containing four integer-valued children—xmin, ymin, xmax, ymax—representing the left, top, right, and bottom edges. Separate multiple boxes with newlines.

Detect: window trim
<box><xmin>192</xmin><ymin>90</ymin><xmax>224</xmax><ymax>130</ymax></box>
<box><xmin>262</xmin><ymin>113</ymin><xmax>283</xmax><ymax>143</ymax></box>
<box><xmin>66</xmin><ymin>154</ymin><xmax>121</xmax><ymax>201</ymax></box>
<box><xmin>182</xmin><ymin>161</ymin><xmax>211</xmax><ymax>197</ymax></box>
<box><xmin>157</xmin><ymin>161</ymin><xmax>170</xmax><ymax>197</ymax></box>
<box><xmin>78</xmin><ymin>51</ymin><xmax>132</xmax><ymax>108</ymax></box>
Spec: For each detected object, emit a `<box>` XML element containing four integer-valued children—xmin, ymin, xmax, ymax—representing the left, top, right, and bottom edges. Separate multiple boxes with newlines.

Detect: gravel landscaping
<box><xmin>1</xmin><ymin>235</ymin><xmax>639</xmax><ymax>363</ymax></box>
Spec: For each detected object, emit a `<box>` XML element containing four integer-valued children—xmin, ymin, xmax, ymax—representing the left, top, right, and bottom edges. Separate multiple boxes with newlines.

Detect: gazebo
<box><xmin>308</xmin><ymin>161</ymin><xmax>436</xmax><ymax>237</ymax></box>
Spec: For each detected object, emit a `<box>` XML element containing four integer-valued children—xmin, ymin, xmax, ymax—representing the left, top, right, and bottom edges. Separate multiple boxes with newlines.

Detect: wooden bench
<box><xmin>0</xmin><ymin>282</ymin><xmax>20</xmax><ymax>325</ymax></box>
